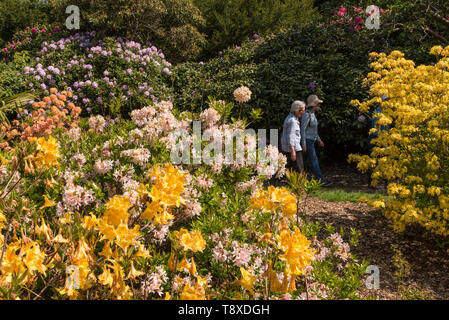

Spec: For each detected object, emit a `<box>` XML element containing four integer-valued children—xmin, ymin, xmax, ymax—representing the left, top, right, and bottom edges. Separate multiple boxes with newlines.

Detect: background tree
<box><xmin>193</xmin><ymin>0</ymin><xmax>319</xmax><ymax>59</ymax></box>
<box><xmin>417</xmin><ymin>0</ymin><xmax>449</xmax><ymax>44</ymax></box>
<box><xmin>0</xmin><ymin>0</ymin><xmax>50</xmax><ymax>47</ymax></box>
<box><xmin>49</xmin><ymin>0</ymin><xmax>206</xmax><ymax>63</ymax></box>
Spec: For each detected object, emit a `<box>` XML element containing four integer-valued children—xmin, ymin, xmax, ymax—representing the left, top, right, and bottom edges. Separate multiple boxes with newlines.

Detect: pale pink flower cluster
<box><xmin>212</xmin><ymin>241</ymin><xmax>229</xmax><ymax>263</ymax></box>
<box><xmin>67</xmin><ymin>126</ymin><xmax>81</xmax><ymax>142</ymax></box>
<box><xmin>233</xmin><ymin>86</ymin><xmax>252</xmax><ymax>103</ymax></box>
<box><xmin>131</xmin><ymin>106</ymin><xmax>157</xmax><ymax>127</ymax></box>
<box><xmin>231</xmin><ymin>241</ymin><xmax>263</xmax><ymax>269</ymax></box>
<box><xmin>147</xmin><ymin>224</ymin><xmax>171</xmax><ymax>244</ymax></box>
<box><xmin>177</xmin><ymin>177</ymin><xmax>202</xmax><ymax>218</ymax></box>
<box><xmin>62</xmin><ymin>183</ymin><xmax>96</xmax><ymax>211</ymax></box>
<box><xmin>297</xmin><ymin>282</ymin><xmax>329</xmax><ymax>300</ymax></box>
<box><xmin>180</xmin><ymin>200</ymin><xmax>202</xmax><ymax>218</ymax></box>
<box><xmin>333</xmin><ymin>241</ymin><xmax>350</xmax><ymax>261</ymax></box>
<box><xmin>122</xmin><ymin>178</ymin><xmax>140</xmax><ymax>206</ymax></box>
<box><xmin>256</xmin><ymin>145</ymin><xmax>287</xmax><ymax>178</ymax></box>
<box><xmin>101</xmin><ymin>141</ymin><xmax>113</xmax><ymax>158</ymax></box>
<box><xmin>0</xmin><ymin>165</ymin><xmax>8</xmax><ymax>183</ymax></box>
<box><xmin>236</xmin><ymin>176</ymin><xmax>261</xmax><ymax>193</ymax></box>
<box><xmin>142</xmin><ymin>266</ymin><xmax>168</xmax><ymax>297</ymax></box>
<box><xmin>120</xmin><ymin>148</ymin><xmax>151</xmax><ymax>167</ymax></box>
<box><xmin>195</xmin><ymin>174</ymin><xmax>213</xmax><ymax>191</ymax></box>
<box><xmin>211</xmin><ymin>231</ymin><xmax>266</xmax><ymax>272</ymax></box>
<box><xmin>315</xmin><ymin>233</ymin><xmax>351</xmax><ymax>262</ymax></box>
<box><xmin>72</xmin><ymin>153</ymin><xmax>86</xmax><ymax>167</ymax></box>
<box><xmin>88</xmin><ymin>115</ymin><xmax>106</xmax><ymax>132</ymax></box>
<box><xmin>130</xmin><ymin>102</ymin><xmax>191</xmax><ymax>148</ymax></box>
<box><xmin>171</xmin><ymin>276</ymin><xmax>192</xmax><ymax>293</ymax></box>
<box><xmin>113</xmin><ymin>165</ymin><xmax>135</xmax><ymax>184</ymax></box>
<box><xmin>200</xmin><ymin>107</ymin><xmax>220</xmax><ymax>128</ymax></box>
<box><xmin>210</xmin><ymin>228</ymin><xmax>232</xmax><ymax>243</ymax></box>
<box><xmin>315</xmin><ymin>247</ymin><xmax>331</xmax><ymax>262</ymax></box>
<box><xmin>94</xmin><ymin>159</ymin><xmax>114</xmax><ymax>175</ymax></box>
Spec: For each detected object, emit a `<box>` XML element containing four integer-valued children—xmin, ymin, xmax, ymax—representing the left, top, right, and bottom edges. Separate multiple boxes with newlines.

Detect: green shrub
<box><xmin>193</xmin><ymin>0</ymin><xmax>319</xmax><ymax>59</ymax></box>
<box><xmin>0</xmin><ymin>30</ymin><xmax>173</xmax><ymax>118</ymax></box>
<box><xmin>49</xmin><ymin>0</ymin><xmax>206</xmax><ymax>63</ymax></box>
<box><xmin>172</xmin><ymin>2</ymin><xmax>437</xmax><ymax>159</ymax></box>
<box><xmin>0</xmin><ymin>0</ymin><xmax>51</xmax><ymax>47</ymax></box>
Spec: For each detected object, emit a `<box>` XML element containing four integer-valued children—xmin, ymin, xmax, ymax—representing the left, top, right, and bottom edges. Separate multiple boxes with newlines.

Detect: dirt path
<box><xmin>302</xmin><ymin>194</ymin><xmax>449</xmax><ymax>300</ymax></box>
<box><xmin>282</xmin><ymin>162</ymin><xmax>449</xmax><ymax>299</ymax></box>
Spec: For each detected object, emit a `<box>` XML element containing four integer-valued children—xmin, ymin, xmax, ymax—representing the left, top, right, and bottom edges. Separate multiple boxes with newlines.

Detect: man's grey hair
<box><xmin>291</xmin><ymin>100</ymin><xmax>306</xmax><ymax>113</ymax></box>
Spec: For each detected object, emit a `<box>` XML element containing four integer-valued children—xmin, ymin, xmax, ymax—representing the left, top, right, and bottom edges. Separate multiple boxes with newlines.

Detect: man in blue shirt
<box><xmin>301</xmin><ymin>95</ymin><xmax>333</xmax><ymax>186</ymax></box>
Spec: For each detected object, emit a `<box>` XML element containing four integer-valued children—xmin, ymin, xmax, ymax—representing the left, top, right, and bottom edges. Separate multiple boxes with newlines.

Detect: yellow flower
<box><xmin>0</xmin><ymin>209</ymin><xmax>6</xmax><ymax>230</ymax></box>
<box><xmin>177</xmin><ymin>253</ymin><xmax>191</xmax><ymax>272</ymax></box>
<box><xmin>126</xmin><ymin>261</ymin><xmax>145</xmax><ymax>279</ymax></box>
<box><xmin>53</xmin><ymin>230</ymin><xmax>69</xmax><ymax>243</ymax></box>
<box><xmin>174</xmin><ymin>228</ymin><xmax>207</xmax><ymax>252</ymax></box>
<box><xmin>276</xmin><ymin>226</ymin><xmax>315</xmax><ymax>276</ymax></box>
<box><xmin>189</xmin><ymin>257</ymin><xmax>197</xmax><ymax>276</ymax></box>
<box><xmin>98</xmin><ymin>265</ymin><xmax>114</xmax><ymax>287</ymax></box>
<box><xmin>114</xmin><ymin>223</ymin><xmax>140</xmax><ymax>252</ymax></box>
<box><xmin>30</xmin><ymin>136</ymin><xmax>61</xmax><ymax>169</ymax></box>
<box><xmin>181</xmin><ymin>277</ymin><xmax>207</xmax><ymax>300</ymax></box>
<box><xmin>40</xmin><ymin>195</ymin><xmax>56</xmax><ymax>210</ymax></box>
<box><xmin>99</xmin><ymin>241</ymin><xmax>113</xmax><ymax>258</ymax></box>
<box><xmin>236</xmin><ymin>267</ymin><xmax>257</xmax><ymax>294</ymax></box>
<box><xmin>149</xmin><ymin>163</ymin><xmax>187</xmax><ymax>207</ymax></box>
<box><xmin>168</xmin><ymin>251</ymin><xmax>176</xmax><ymax>271</ymax></box>
<box><xmin>103</xmin><ymin>196</ymin><xmax>131</xmax><ymax>226</ymax></box>
<box><xmin>134</xmin><ymin>242</ymin><xmax>151</xmax><ymax>259</ymax></box>
<box><xmin>141</xmin><ymin>200</ymin><xmax>175</xmax><ymax>226</ymax></box>
<box><xmin>35</xmin><ymin>218</ymin><xmax>53</xmax><ymax>244</ymax></box>
<box><xmin>262</xmin><ymin>261</ymin><xmax>282</xmax><ymax>292</ymax></box>
<box><xmin>59</xmin><ymin>212</ymin><xmax>73</xmax><ymax>224</ymax></box>
<box><xmin>82</xmin><ymin>213</ymin><xmax>97</xmax><ymax>229</ymax></box>
<box><xmin>251</xmin><ymin>186</ymin><xmax>297</xmax><ymax>218</ymax></box>
<box><xmin>350</xmin><ymin>47</ymin><xmax>449</xmax><ymax>236</ymax></box>
<box><xmin>22</xmin><ymin>242</ymin><xmax>47</xmax><ymax>276</ymax></box>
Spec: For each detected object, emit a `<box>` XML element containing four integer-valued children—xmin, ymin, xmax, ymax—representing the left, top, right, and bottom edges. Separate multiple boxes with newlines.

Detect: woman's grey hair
<box><xmin>291</xmin><ymin>100</ymin><xmax>306</xmax><ymax>113</ymax></box>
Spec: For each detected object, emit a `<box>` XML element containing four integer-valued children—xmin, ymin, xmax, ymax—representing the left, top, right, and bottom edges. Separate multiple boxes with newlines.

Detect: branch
<box><xmin>428</xmin><ymin>7</ymin><xmax>449</xmax><ymax>29</ymax></box>
<box><xmin>423</xmin><ymin>25</ymin><xmax>449</xmax><ymax>44</ymax></box>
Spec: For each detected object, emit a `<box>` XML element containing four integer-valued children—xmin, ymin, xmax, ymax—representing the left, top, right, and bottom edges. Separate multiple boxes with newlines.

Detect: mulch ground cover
<box><xmin>282</xmin><ymin>162</ymin><xmax>449</xmax><ymax>299</ymax></box>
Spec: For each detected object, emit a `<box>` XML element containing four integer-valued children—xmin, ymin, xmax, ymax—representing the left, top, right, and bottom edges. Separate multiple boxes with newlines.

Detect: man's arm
<box><xmin>300</xmin><ymin>112</ymin><xmax>310</xmax><ymax>149</ymax></box>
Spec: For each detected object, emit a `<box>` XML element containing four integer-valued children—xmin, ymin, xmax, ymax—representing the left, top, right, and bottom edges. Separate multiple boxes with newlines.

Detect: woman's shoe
<box><xmin>323</xmin><ymin>180</ymin><xmax>333</xmax><ymax>187</ymax></box>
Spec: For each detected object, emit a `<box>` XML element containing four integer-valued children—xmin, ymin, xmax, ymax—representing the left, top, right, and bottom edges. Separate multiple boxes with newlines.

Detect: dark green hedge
<box><xmin>171</xmin><ymin>3</ymin><xmax>436</xmax><ymax>159</ymax></box>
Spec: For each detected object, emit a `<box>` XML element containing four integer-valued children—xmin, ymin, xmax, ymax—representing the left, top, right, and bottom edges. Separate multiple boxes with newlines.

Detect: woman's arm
<box><xmin>285</xmin><ymin>118</ymin><xmax>296</xmax><ymax>150</ymax></box>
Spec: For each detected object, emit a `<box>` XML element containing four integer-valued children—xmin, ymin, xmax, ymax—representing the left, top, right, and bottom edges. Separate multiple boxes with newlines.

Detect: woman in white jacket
<box><xmin>281</xmin><ymin>101</ymin><xmax>306</xmax><ymax>173</ymax></box>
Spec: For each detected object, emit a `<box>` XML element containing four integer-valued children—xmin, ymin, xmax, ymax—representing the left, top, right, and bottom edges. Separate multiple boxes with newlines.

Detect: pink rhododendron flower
<box><xmin>355</xmin><ymin>17</ymin><xmax>364</xmax><ymax>24</ymax></box>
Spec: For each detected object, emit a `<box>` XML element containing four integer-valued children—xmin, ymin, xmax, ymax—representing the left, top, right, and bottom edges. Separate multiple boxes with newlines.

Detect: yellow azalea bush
<box><xmin>0</xmin><ymin>92</ymin><xmax>366</xmax><ymax>300</ymax></box>
<box><xmin>349</xmin><ymin>47</ymin><xmax>449</xmax><ymax>235</ymax></box>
